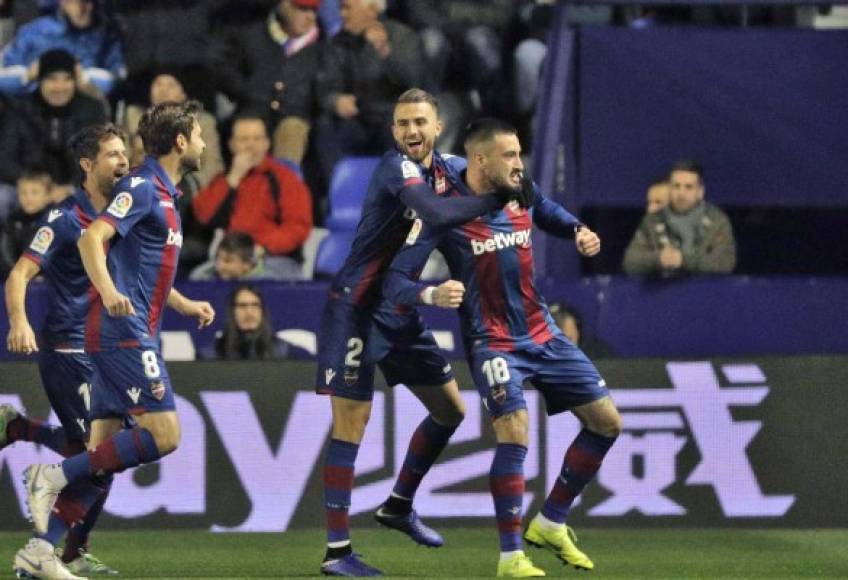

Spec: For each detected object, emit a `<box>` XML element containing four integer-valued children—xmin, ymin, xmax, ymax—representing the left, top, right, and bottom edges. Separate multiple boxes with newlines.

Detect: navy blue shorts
<box><xmin>89</xmin><ymin>347</ymin><xmax>176</xmax><ymax>420</ymax></box>
<box><xmin>469</xmin><ymin>335</ymin><xmax>608</xmax><ymax>418</ymax></box>
<box><xmin>38</xmin><ymin>350</ymin><xmax>94</xmax><ymax>442</ymax></box>
<box><xmin>316</xmin><ymin>297</ymin><xmax>453</xmax><ymax>401</ymax></box>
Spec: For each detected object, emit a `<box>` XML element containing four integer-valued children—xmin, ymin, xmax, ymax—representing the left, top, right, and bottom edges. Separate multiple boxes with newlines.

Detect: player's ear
<box><xmin>434</xmin><ymin>118</ymin><xmax>443</xmax><ymax>138</ymax></box>
<box><xmin>79</xmin><ymin>157</ymin><xmax>93</xmax><ymax>174</ymax></box>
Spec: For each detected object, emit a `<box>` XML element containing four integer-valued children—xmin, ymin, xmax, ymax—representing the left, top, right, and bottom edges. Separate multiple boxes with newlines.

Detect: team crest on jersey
<box><xmin>150</xmin><ymin>381</ymin><xmax>166</xmax><ymax>401</ymax></box>
<box><xmin>401</xmin><ymin>160</ymin><xmax>420</xmax><ymax>179</ymax></box>
<box><xmin>435</xmin><ymin>175</ymin><xmax>446</xmax><ymax>193</ymax></box>
<box><xmin>490</xmin><ymin>384</ymin><xmax>507</xmax><ymax>405</ymax></box>
<box><xmin>343</xmin><ymin>368</ymin><xmax>359</xmax><ymax>386</ymax></box>
<box><xmin>405</xmin><ymin>218</ymin><xmax>423</xmax><ymax>245</ymax></box>
<box><xmin>28</xmin><ymin>226</ymin><xmax>54</xmax><ymax>255</ymax></box>
<box><xmin>107</xmin><ymin>192</ymin><xmax>133</xmax><ymax>218</ymax></box>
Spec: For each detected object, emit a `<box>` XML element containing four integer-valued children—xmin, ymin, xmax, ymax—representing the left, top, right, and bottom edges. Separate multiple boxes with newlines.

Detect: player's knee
<box><xmin>435</xmin><ymin>398</ymin><xmax>466</xmax><ymax>427</ymax></box>
<box><xmin>492</xmin><ymin>410</ymin><xmax>530</xmax><ymax>445</ymax></box>
<box><xmin>590</xmin><ymin>413</ymin><xmax>622</xmax><ymax>439</ymax></box>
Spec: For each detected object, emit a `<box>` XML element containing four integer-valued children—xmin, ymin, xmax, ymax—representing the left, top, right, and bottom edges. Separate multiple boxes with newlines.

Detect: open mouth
<box><xmin>406</xmin><ymin>139</ymin><xmax>424</xmax><ymax>156</ymax></box>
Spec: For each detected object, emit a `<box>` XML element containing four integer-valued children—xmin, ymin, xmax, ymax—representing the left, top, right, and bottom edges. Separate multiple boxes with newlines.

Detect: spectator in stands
<box><xmin>622</xmin><ymin>159</ymin><xmax>736</xmax><ymax>276</ymax></box>
<box><xmin>213</xmin><ymin>284</ymin><xmax>296</xmax><ymax>361</ymax></box>
<box><xmin>189</xmin><ymin>231</ymin><xmax>269</xmax><ymax>281</ymax></box>
<box><xmin>315</xmin><ymin>0</ymin><xmax>425</xmax><ymax>182</ymax></box>
<box><xmin>0</xmin><ymin>49</ymin><xmax>107</xmax><ymax>194</ymax></box>
<box><xmin>113</xmin><ymin>0</ymin><xmax>218</xmax><ymax>111</ymax></box>
<box><xmin>0</xmin><ymin>167</ymin><xmax>51</xmax><ymax>276</ymax></box>
<box><xmin>123</xmin><ymin>67</ymin><xmax>223</xmax><ymax>188</ymax></box>
<box><xmin>214</xmin><ymin>0</ymin><xmax>325</xmax><ymax>165</ymax></box>
<box><xmin>549</xmin><ymin>302</ymin><xmax>614</xmax><ymax>358</ymax></box>
<box><xmin>0</xmin><ymin>0</ymin><xmax>123</xmax><ymax>97</ymax></box>
<box><xmin>645</xmin><ymin>179</ymin><xmax>670</xmax><ymax>214</ymax></box>
<box><xmin>192</xmin><ymin>114</ymin><xmax>313</xmax><ymax>281</ymax></box>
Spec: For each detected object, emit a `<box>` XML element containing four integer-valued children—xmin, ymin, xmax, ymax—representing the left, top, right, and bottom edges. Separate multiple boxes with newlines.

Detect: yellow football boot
<box><xmin>496</xmin><ymin>551</ymin><xmax>546</xmax><ymax>577</ymax></box>
<box><xmin>524</xmin><ymin>517</ymin><xmax>594</xmax><ymax>570</ymax></box>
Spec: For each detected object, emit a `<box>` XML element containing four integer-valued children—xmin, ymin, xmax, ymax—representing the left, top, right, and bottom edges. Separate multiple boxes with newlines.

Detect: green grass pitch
<box><xmin>1</xmin><ymin>528</ymin><xmax>846</xmax><ymax>579</ymax></box>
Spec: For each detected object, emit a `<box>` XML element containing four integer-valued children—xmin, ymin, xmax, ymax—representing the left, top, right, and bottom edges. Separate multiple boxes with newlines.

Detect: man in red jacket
<box><xmin>192</xmin><ymin>114</ymin><xmax>313</xmax><ymax>279</ymax></box>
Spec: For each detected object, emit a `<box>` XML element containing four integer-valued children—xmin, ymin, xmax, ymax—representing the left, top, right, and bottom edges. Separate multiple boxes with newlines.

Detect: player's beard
<box><xmin>488</xmin><ymin>167</ymin><xmax>522</xmax><ymax>193</ymax></box>
<box><xmin>181</xmin><ymin>153</ymin><xmax>202</xmax><ymax>174</ymax></box>
<box><xmin>402</xmin><ymin>138</ymin><xmax>432</xmax><ymax>163</ymax></box>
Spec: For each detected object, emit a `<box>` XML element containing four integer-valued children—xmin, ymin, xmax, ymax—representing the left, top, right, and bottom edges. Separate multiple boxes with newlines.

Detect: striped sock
<box><xmin>542</xmin><ymin>429</ymin><xmax>616</xmax><ymax>524</ymax></box>
<box><xmin>61</xmin><ymin>428</ymin><xmax>161</xmax><ymax>484</ymax></box>
<box><xmin>324</xmin><ymin>439</ymin><xmax>359</xmax><ymax>549</ymax></box>
<box><xmin>61</xmin><ymin>475</ymin><xmax>113</xmax><ymax>563</ymax></box>
<box><xmin>6</xmin><ymin>417</ymin><xmax>79</xmax><ymax>457</ymax></box>
<box><xmin>41</xmin><ymin>475</ymin><xmax>109</xmax><ymax>547</ymax></box>
<box><xmin>390</xmin><ymin>416</ymin><xmax>457</xmax><ymax>507</ymax></box>
<box><xmin>490</xmin><ymin>443</ymin><xmax>527</xmax><ymax>553</ymax></box>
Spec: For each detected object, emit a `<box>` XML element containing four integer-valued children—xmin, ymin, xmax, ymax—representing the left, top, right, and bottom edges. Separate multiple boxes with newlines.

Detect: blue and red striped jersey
<box><xmin>384</xmin><ymin>179</ymin><xmax>582</xmax><ymax>352</ymax></box>
<box><xmin>331</xmin><ymin>149</ymin><xmax>467</xmax><ymax>308</ymax></box>
<box><xmin>85</xmin><ymin>156</ymin><xmax>182</xmax><ymax>351</ymax></box>
<box><xmin>22</xmin><ymin>188</ymin><xmax>98</xmax><ymax>350</ymax></box>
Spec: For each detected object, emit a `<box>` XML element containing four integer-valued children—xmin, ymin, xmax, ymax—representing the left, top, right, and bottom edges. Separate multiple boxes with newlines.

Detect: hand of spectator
<box><xmin>659</xmin><ymin>246</ymin><xmax>683</xmax><ymax>269</ymax></box>
<box><xmin>575</xmin><ymin>226</ymin><xmax>601</xmax><ymax>257</ymax></box>
<box><xmin>431</xmin><ymin>280</ymin><xmax>465</xmax><ymax>309</ymax></box>
<box><xmin>102</xmin><ymin>290</ymin><xmax>136</xmax><ymax>317</ymax></box>
<box><xmin>226</xmin><ymin>151</ymin><xmax>260</xmax><ymax>188</ymax></box>
<box><xmin>7</xmin><ymin>319</ymin><xmax>38</xmax><ymax>355</ymax></box>
<box><xmin>26</xmin><ymin>61</ymin><xmax>39</xmax><ymax>83</ymax></box>
<box><xmin>181</xmin><ymin>299</ymin><xmax>216</xmax><ymax>329</ymax></box>
<box><xmin>364</xmin><ymin>22</ymin><xmax>390</xmax><ymax>58</ymax></box>
<box><xmin>334</xmin><ymin>94</ymin><xmax>359</xmax><ymax>119</ymax></box>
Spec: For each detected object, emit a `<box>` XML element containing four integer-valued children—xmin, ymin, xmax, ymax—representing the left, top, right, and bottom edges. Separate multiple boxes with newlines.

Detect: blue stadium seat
<box><xmin>324</xmin><ymin>156</ymin><xmax>380</xmax><ymax>230</ymax></box>
<box><xmin>314</xmin><ymin>230</ymin><xmax>357</xmax><ymax>279</ymax></box>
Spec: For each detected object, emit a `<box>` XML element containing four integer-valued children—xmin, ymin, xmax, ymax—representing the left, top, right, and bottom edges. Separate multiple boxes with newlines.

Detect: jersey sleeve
<box><xmin>383</xmin><ymin>218</ymin><xmax>443</xmax><ymax>306</ymax></box>
<box><xmin>98</xmin><ymin>179</ymin><xmax>155</xmax><ymax>236</ymax></box>
<box><xmin>382</xmin><ymin>155</ymin><xmax>426</xmax><ymax>198</ymax></box>
<box><xmin>21</xmin><ymin>209</ymin><xmax>69</xmax><ymax>271</ymax></box>
<box><xmin>531</xmin><ymin>182</ymin><xmax>582</xmax><ymax>237</ymax></box>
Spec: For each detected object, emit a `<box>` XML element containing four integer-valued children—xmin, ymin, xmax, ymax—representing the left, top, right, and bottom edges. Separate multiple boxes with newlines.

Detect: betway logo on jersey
<box><xmin>166</xmin><ymin>228</ymin><xmax>183</xmax><ymax>247</ymax></box>
<box><xmin>470</xmin><ymin>229</ymin><xmax>532</xmax><ymax>255</ymax></box>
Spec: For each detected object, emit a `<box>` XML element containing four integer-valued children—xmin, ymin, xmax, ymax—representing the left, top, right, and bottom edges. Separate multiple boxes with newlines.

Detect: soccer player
<box><xmin>316</xmin><ymin>89</ymin><xmax>523</xmax><ymax>577</ymax></box>
<box><xmin>383</xmin><ymin>119</ymin><xmax>622</xmax><ymax>577</ymax></box>
<box><xmin>21</xmin><ymin>102</ymin><xmax>215</xmax><ymax>575</ymax></box>
<box><xmin>5</xmin><ymin>123</ymin><xmax>130</xmax><ymax>579</ymax></box>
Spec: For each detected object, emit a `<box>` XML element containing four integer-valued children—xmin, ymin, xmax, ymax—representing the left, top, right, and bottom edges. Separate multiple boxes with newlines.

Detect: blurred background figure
<box><xmin>208</xmin><ymin>284</ymin><xmax>303</xmax><ymax>361</ymax></box>
<box><xmin>645</xmin><ymin>179</ymin><xmax>670</xmax><ymax>214</ymax></box>
<box><xmin>548</xmin><ymin>302</ymin><xmax>614</xmax><ymax>359</ymax></box>
<box><xmin>0</xmin><ymin>167</ymin><xmax>51</xmax><ymax>277</ymax></box>
<box><xmin>622</xmin><ymin>159</ymin><xmax>736</xmax><ymax>277</ymax></box>
<box><xmin>213</xmin><ymin>0</ymin><xmax>325</xmax><ymax>165</ymax></box>
<box><xmin>0</xmin><ymin>48</ymin><xmax>107</xmax><ymax>198</ymax></box>
<box><xmin>189</xmin><ymin>231</ymin><xmax>267</xmax><ymax>281</ymax></box>
<box><xmin>0</xmin><ymin>0</ymin><xmax>124</xmax><ymax>98</ymax></box>
<box><xmin>192</xmin><ymin>114</ymin><xmax>313</xmax><ymax>281</ymax></box>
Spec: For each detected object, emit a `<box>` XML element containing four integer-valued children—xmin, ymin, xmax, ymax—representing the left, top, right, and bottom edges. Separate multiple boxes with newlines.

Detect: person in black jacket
<box><xmin>0</xmin><ymin>168</ymin><xmax>51</xmax><ymax>277</ymax></box>
<box><xmin>214</xmin><ymin>0</ymin><xmax>325</xmax><ymax>164</ymax></box>
<box><xmin>2</xmin><ymin>49</ymin><xmax>107</xmax><ymax>197</ymax></box>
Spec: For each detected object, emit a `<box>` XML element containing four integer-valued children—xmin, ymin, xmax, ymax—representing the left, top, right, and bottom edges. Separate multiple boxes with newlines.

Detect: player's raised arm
<box><xmin>398</xmin><ymin>184</ymin><xmax>508</xmax><ymax>229</ymax></box>
<box><xmin>78</xmin><ymin>219</ymin><xmax>134</xmax><ymax>317</ymax></box>
<box><xmin>5</xmin><ymin>257</ymin><xmax>41</xmax><ymax>354</ymax></box>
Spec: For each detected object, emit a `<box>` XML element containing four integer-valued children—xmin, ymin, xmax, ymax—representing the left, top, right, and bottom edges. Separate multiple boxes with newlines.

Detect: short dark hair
<box><xmin>463</xmin><ymin>117</ymin><xmax>518</xmax><ymax>153</ymax></box>
<box><xmin>17</xmin><ymin>167</ymin><xmax>52</xmax><ymax>187</ymax></box>
<box><xmin>69</xmin><ymin>123</ymin><xmax>126</xmax><ymax>164</ymax></box>
<box><xmin>396</xmin><ymin>88</ymin><xmax>439</xmax><ymax>116</ymax></box>
<box><xmin>137</xmin><ymin>100</ymin><xmax>202</xmax><ymax>157</ymax></box>
<box><xmin>670</xmin><ymin>159</ymin><xmax>704</xmax><ymax>183</ymax></box>
<box><xmin>231</xmin><ymin>113</ymin><xmax>270</xmax><ymax>136</ymax></box>
<box><xmin>216</xmin><ymin>231</ymin><xmax>255</xmax><ymax>264</ymax></box>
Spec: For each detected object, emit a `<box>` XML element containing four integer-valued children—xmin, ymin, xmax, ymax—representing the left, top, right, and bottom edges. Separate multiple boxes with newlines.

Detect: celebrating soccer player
<box><xmin>384</xmin><ymin>119</ymin><xmax>622</xmax><ymax>577</ymax></box>
<box><xmin>316</xmin><ymin>89</ymin><xmax>521</xmax><ymax>577</ymax></box>
<box><xmin>4</xmin><ymin>123</ymin><xmax>131</xmax><ymax>578</ymax></box>
<box><xmin>20</xmin><ymin>102</ymin><xmax>215</xmax><ymax>579</ymax></box>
